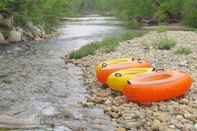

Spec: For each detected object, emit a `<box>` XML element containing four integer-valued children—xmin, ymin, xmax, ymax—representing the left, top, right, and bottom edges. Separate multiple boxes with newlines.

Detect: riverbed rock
<box><xmin>8</xmin><ymin>30</ymin><xmax>22</xmax><ymax>42</ymax></box>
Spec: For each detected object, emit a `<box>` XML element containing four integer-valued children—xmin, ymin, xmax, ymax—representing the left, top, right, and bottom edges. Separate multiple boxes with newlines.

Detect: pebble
<box><xmin>151</xmin><ymin>119</ymin><xmax>161</xmax><ymax>131</ymax></box>
<box><xmin>192</xmin><ymin>123</ymin><xmax>197</xmax><ymax>131</ymax></box>
<box><xmin>116</xmin><ymin>127</ymin><xmax>126</xmax><ymax>131</ymax></box>
<box><xmin>176</xmin><ymin>115</ymin><xmax>183</xmax><ymax>121</ymax></box>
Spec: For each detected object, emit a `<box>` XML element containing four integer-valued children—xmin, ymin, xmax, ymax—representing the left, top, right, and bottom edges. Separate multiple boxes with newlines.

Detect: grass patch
<box><xmin>153</xmin><ymin>27</ymin><xmax>176</xmax><ymax>50</ymax></box>
<box><xmin>157</xmin><ymin>38</ymin><xmax>176</xmax><ymax>50</ymax></box>
<box><xmin>69</xmin><ymin>32</ymin><xmax>142</xmax><ymax>59</ymax></box>
<box><xmin>156</xmin><ymin>26</ymin><xmax>168</xmax><ymax>33</ymax></box>
<box><xmin>175</xmin><ymin>47</ymin><xmax>192</xmax><ymax>55</ymax></box>
<box><xmin>0</xmin><ymin>129</ymin><xmax>9</xmax><ymax>131</ymax></box>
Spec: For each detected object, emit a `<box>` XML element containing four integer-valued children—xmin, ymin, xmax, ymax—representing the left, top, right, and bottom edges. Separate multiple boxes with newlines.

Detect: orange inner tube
<box><xmin>123</xmin><ymin>70</ymin><xmax>192</xmax><ymax>103</ymax></box>
<box><xmin>96</xmin><ymin>60</ymin><xmax>151</xmax><ymax>84</ymax></box>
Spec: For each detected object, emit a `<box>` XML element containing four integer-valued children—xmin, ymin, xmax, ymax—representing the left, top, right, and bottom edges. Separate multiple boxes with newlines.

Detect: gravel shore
<box><xmin>68</xmin><ymin>31</ymin><xmax>197</xmax><ymax>131</ymax></box>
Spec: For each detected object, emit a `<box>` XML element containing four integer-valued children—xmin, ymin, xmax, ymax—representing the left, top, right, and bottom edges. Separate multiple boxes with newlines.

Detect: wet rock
<box><xmin>8</xmin><ymin>29</ymin><xmax>22</xmax><ymax>42</ymax></box>
<box><xmin>0</xmin><ymin>115</ymin><xmax>38</xmax><ymax>129</ymax></box>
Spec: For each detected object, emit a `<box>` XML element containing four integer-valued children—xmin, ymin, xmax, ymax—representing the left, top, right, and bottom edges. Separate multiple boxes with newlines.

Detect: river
<box><xmin>0</xmin><ymin>15</ymin><xmax>130</xmax><ymax>131</ymax></box>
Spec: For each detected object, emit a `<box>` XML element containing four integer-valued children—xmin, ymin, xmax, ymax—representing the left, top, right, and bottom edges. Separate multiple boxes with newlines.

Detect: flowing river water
<box><xmin>0</xmin><ymin>15</ymin><xmax>130</xmax><ymax>131</ymax></box>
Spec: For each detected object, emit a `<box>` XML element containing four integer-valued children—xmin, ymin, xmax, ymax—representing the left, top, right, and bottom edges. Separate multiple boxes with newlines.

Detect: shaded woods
<box><xmin>0</xmin><ymin>0</ymin><xmax>83</xmax><ymax>32</ymax></box>
<box><xmin>91</xmin><ymin>0</ymin><xmax>197</xmax><ymax>27</ymax></box>
<box><xmin>1</xmin><ymin>0</ymin><xmax>197</xmax><ymax>43</ymax></box>
<box><xmin>0</xmin><ymin>0</ymin><xmax>84</xmax><ymax>42</ymax></box>
<box><xmin>1</xmin><ymin>0</ymin><xmax>197</xmax><ymax>31</ymax></box>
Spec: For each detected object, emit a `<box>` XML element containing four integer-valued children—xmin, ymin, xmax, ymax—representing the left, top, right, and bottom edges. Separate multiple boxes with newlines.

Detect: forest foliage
<box><xmin>1</xmin><ymin>0</ymin><xmax>197</xmax><ymax>29</ymax></box>
<box><xmin>0</xmin><ymin>0</ymin><xmax>83</xmax><ymax>30</ymax></box>
<box><xmin>91</xmin><ymin>0</ymin><xmax>197</xmax><ymax>27</ymax></box>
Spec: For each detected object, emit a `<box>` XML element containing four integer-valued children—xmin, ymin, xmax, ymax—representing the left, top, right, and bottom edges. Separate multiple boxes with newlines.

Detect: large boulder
<box><xmin>0</xmin><ymin>14</ymin><xmax>3</xmax><ymax>20</ymax></box>
<box><xmin>0</xmin><ymin>31</ymin><xmax>8</xmax><ymax>44</ymax></box>
<box><xmin>0</xmin><ymin>15</ymin><xmax>13</xmax><ymax>28</ymax></box>
<box><xmin>0</xmin><ymin>31</ymin><xmax>5</xmax><ymax>41</ymax></box>
<box><xmin>8</xmin><ymin>29</ymin><xmax>22</xmax><ymax>42</ymax></box>
<box><xmin>26</xmin><ymin>22</ymin><xmax>42</xmax><ymax>38</ymax></box>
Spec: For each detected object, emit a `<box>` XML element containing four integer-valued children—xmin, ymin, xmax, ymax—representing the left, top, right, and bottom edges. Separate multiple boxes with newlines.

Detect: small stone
<box><xmin>110</xmin><ymin>112</ymin><xmax>120</xmax><ymax>118</ymax></box>
<box><xmin>169</xmin><ymin>125</ymin><xmax>175</xmax><ymax>129</ymax></box>
<box><xmin>82</xmin><ymin>102</ymin><xmax>94</xmax><ymax>107</ymax></box>
<box><xmin>192</xmin><ymin>123</ymin><xmax>197</xmax><ymax>131</ymax></box>
<box><xmin>89</xmin><ymin>96</ymin><xmax>105</xmax><ymax>104</ymax></box>
<box><xmin>176</xmin><ymin>115</ymin><xmax>183</xmax><ymax>121</ymax></box>
<box><xmin>116</xmin><ymin>127</ymin><xmax>126</xmax><ymax>131</ymax></box>
<box><xmin>179</xmin><ymin>98</ymin><xmax>189</xmax><ymax>104</ymax></box>
<box><xmin>104</xmin><ymin>99</ymin><xmax>112</xmax><ymax>105</ymax></box>
<box><xmin>184</xmin><ymin>113</ymin><xmax>192</xmax><ymax>120</ymax></box>
<box><xmin>151</xmin><ymin>119</ymin><xmax>161</xmax><ymax>131</ymax></box>
<box><xmin>111</xmin><ymin>106</ymin><xmax>119</xmax><ymax>113</ymax></box>
<box><xmin>157</xmin><ymin>113</ymin><xmax>169</xmax><ymax>122</ymax></box>
<box><xmin>104</xmin><ymin>106</ymin><xmax>111</xmax><ymax>113</ymax></box>
<box><xmin>96</xmin><ymin>92</ymin><xmax>110</xmax><ymax>97</ymax></box>
<box><xmin>113</xmin><ymin>96</ymin><xmax>127</xmax><ymax>106</ymax></box>
<box><xmin>123</xmin><ymin>121</ymin><xmax>142</xmax><ymax>129</ymax></box>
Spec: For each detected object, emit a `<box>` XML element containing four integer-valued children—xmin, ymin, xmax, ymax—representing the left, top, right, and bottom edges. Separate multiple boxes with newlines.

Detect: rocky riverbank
<box><xmin>0</xmin><ymin>14</ymin><xmax>47</xmax><ymax>44</ymax></box>
<box><xmin>67</xmin><ymin>31</ymin><xmax>197</xmax><ymax>131</ymax></box>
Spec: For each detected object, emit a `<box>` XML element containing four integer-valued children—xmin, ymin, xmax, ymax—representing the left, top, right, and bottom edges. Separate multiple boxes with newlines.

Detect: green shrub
<box><xmin>0</xmin><ymin>129</ymin><xmax>9</xmax><ymax>131</ymax></box>
<box><xmin>69</xmin><ymin>38</ymin><xmax>120</xmax><ymax>59</ymax></box>
<box><xmin>155</xmin><ymin>10</ymin><xmax>169</xmax><ymax>23</ymax></box>
<box><xmin>0</xmin><ymin>0</ymin><xmax>83</xmax><ymax>31</ymax></box>
<box><xmin>157</xmin><ymin>38</ymin><xmax>176</xmax><ymax>50</ymax></box>
<box><xmin>92</xmin><ymin>0</ymin><xmax>156</xmax><ymax>20</ymax></box>
<box><xmin>69</xmin><ymin>31</ymin><xmax>141</xmax><ymax>59</ymax></box>
<box><xmin>183</xmin><ymin>0</ymin><xmax>197</xmax><ymax>27</ymax></box>
<box><xmin>175</xmin><ymin>47</ymin><xmax>192</xmax><ymax>55</ymax></box>
<box><xmin>156</xmin><ymin>26</ymin><xmax>168</xmax><ymax>33</ymax></box>
<box><xmin>155</xmin><ymin>0</ymin><xmax>183</xmax><ymax>22</ymax></box>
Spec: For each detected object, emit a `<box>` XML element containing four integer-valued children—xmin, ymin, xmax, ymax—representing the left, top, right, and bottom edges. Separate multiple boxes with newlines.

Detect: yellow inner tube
<box><xmin>107</xmin><ymin>68</ymin><xmax>153</xmax><ymax>92</ymax></box>
<box><xmin>96</xmin><ymin>58</ymin><xmax>131</xmax><ymax>71</ymax></box>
